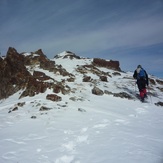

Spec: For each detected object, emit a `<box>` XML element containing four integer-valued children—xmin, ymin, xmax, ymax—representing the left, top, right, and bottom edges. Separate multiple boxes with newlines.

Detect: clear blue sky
<box><xmin>0</xmin><ymin>0</ymin><xmax>163</xmax><ymax>78</ymax></box>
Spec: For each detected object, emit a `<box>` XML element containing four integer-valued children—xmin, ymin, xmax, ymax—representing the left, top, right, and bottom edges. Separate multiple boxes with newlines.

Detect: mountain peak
<box><xmin>54</xmin><ymin>51</ymin><xmax>81</xmax><ymax>59</ymax></box>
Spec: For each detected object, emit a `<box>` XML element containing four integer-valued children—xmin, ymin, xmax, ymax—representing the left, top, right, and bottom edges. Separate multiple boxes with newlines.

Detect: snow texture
<box><xmin>0</xmin><ymin>52</ymin><xmax>163</xmax><ymax>163</ymax></box>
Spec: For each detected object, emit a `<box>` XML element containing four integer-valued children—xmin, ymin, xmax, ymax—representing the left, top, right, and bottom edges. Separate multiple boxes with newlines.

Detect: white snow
<box><xmin>0</xmin><ymin>53</ymin><xmax>163</xmax><ymax>163</ymax></box>
<box><xmin>23</xmin><ymin>53</ymin><xmax>40</xmax><ymax>57</ymax></box>
<box><xmin>22</xmin><ymin>52</ymin><xmax>31</xmax><ymax>56</ymax></box>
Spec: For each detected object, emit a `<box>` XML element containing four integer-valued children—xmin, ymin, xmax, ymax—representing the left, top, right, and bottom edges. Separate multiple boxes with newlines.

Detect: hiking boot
<box><xmin>141</xmin><ymin>97</ymin><xmax>144</xmax><ymax>102</ymax></box>
<box><xmin>144</xmin><ymin>94</ymin><xmax>148</xmax><ymax>98</ymax></box>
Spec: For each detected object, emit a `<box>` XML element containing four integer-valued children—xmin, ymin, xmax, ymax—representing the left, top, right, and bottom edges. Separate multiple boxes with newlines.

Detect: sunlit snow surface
<box><xmin>0</xmin><ymin>54</ymin><xmax>163</xmax><ymax>163</ymax></box>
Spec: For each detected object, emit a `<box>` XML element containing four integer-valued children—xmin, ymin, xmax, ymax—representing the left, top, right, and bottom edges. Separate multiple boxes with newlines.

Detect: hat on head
<box><xmin>137</xmin><ymin>65</ymin><xmax>142</xmax><ymax>68</ymax></box>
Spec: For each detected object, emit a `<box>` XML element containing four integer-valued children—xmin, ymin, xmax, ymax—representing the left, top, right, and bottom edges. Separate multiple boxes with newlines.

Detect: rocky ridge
<box><xmin>0</xmin><ymin>47</ymin><xmax>163</xmax><ymax>113</ymax></box>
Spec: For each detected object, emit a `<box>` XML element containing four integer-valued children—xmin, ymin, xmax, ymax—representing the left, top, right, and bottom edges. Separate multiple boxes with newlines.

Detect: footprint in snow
<box><xmin>93</xmin><ymin>123</ymin><xmax>108</xmax><ymax>129</ymax></box>
<box><xmin>93</xmin><ymin>119</ymin><xmax>110</xmax><ymax>129</ymax></box>
<box><xmin>61</xmin><ymin>127</ymin><xmax>89</xmax><ymax>152</ymax></box>
<box><xmin>76</xmin><ymin>135</ymin><xmax>89</xmax><ymax>143</ymax></box>
<box><xmin>64</xmin><ymin>130</ymin><xmax>74</xmax><ymax>135</ymax></box>
<box><xmin>55</xmin><ymin>155</ymin><xmax>80</xmax><ymax>163</ymax></box>
<box><xmin>58</xmin><ymin>131</ymin><xmax>88</xmax><ymax>163</ymax></box>
<box><xmin>114</xmin><ymin>119</ymin><xmax>129</xmax><ymax>125</ymax></box>
<box><xmin>61</xmin><ymin>141</ymin><xmax>76</xmax><ymax>152</ymax></box>
<box><xmin>80</xmin><ymin>127</ymin><xmax>88</xmax><ymax>133</ymax></box>
<box><xmin>4</xmin><ymin>138</ymin><xmax>26</xmax><ymax>145</ymax></box>
<box><xmin>2</xmin><ymin>151</ymin><xmax>17</xmax><ymax>160</ymax></box>
<box><xmin>61</xmin><ymin>135</ymin><xmax>89</xmax><ymax>152</ymax></box>
<box><xmin>135</xmin><ymin>107</ymin><xmax>147</xmax><ymax>114</ymax></box>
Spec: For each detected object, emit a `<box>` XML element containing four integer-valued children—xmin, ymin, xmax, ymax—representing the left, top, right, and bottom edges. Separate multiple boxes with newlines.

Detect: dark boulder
<box><xmin>100</xmin><ymin>76</ymin><xmax>108</xmax><ymax>82</ymax></box>
<box><xmin>46</xmin><ymin>94</ymin><xmax>62</xmax><ymax>102</ymax></box>
<box><xmin>92</xmin><ymin>87</ymin><xmax>104</xmax><ymax>96</ymax></box>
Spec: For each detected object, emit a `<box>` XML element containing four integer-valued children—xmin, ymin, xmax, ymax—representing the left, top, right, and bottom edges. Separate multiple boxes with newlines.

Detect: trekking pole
<box><xmin>147</xmin><ymin>86</ymin><xmax>152</xmax><ymax>104</ymax></box>
<box><xmin>134</xmin><ymin>81</ymin><xmax>137</xmax><ymax>95</ymax></box>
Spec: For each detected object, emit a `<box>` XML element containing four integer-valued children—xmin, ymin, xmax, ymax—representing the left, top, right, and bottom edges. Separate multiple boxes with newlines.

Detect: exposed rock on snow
<box><xmin>78</xmin><ymin>108</ymin><xmax>86</xmax><ymax>112</ymax></box>
<box><xmin>155</xmin><ymin>101</ymin><xmax>163</xmax><ymax>106</ymax></box>
<box><xmin>31</xmin><ymin>116</ymin><xmax>37</xmax><ymax>119</ymax></box>
<box><xmin>33</xmin><ymin>71</ymin><xmax>52</xmax><ymax>81</ymax></box>
<box><xmin>156</xmin><ymin>79</ymin><xmax>163</xmax><ymax>85</ymax></box>
<box><xmin>112</xmin><ymin>71</ymin><xmax>121</xmax><ymax>76</ymax></box>
<box><xmin>92</xmin><ymin>87</ymin><xmax>104</xmax><ymax>96</ymax></box>
<box><xmin>93</xmin><ymin>58</ymin><xmax>121</xmax><ymax>71</ymax></box>
<box><xmin>17</xmin><ymin>102</ymin><xmax>26</xmax><ymax>107</ymax></box>
<box><xmin>54</xmin><ymin>51</ymin><xmax>81</xmax><ymax>59</ymax></box>
<box><xmin>46</xmin><ymin>94</ymin><xmax>62</xmax><ymax>102</ymax></box>
<box><xmin>83</xmin><ymin>75</ymin><xmax>92</xmax><ymax>82</ymax></box>
<box><xmin>8</xmin><ymin>106</ymin><xmax>18</xmax><ymax>113</ymax></box>
<box><xmin>149</xmin><ymin>78</ymin><xmax>156</xmax><ymax>85</ymax></box>
<box><xmin>100</xmin><ymin>75</ymin><xmax>108</xmax><ymax>82</ymax></box>
<box><xmin>39</xmin><ymin>106</ymin><xmax>52</xmax><ymax>111</ymax></box>
<box><xmin>113</xmin><ymin>92</ymin><xmax>133</xmax><ymax>99</ymax></box>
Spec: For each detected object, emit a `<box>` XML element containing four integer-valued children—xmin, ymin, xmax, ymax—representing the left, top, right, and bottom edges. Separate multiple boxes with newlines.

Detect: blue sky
<box><xmin>0</xmin><ymin>0</ymin><xmax>163</xmax><ymax>78</ymax></box>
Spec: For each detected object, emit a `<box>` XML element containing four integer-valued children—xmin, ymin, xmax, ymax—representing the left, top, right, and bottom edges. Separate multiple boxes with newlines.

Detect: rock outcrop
<box><xmin>0</xmin><ymin>47</ymin><xmax>31</xmax><ymax>99</ymax></box>
<box><xmin>93</xmin><ymin>58</ymin><xmax>121</xmax><ymax>71</ymax></box>
<box><xmin>0</xmin><ymin>47</ymin><xmax>71</xmax><ymax>100</ymax></box>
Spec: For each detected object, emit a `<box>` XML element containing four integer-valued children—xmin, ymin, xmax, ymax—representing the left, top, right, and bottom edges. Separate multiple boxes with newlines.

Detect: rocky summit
<box><xmin>0</xmin><ymin>47</ymin><xmax>163</xmax><ymax>107</ymax></box>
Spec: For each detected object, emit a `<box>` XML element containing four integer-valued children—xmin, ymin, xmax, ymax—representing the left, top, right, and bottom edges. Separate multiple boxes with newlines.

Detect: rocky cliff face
<box><xmin>0</xmin><ymin>47</ymin><xmax>30</xmax><ymax>99</ymax></box>
<box><xmin>0</xmin><ymin>47</ymin><xmax>71</xmax><ymax>100</ymax></box>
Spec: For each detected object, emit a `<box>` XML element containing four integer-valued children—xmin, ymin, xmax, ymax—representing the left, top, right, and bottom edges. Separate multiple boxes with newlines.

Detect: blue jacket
<box><xmin>133</xmin><ymin>68</ymin><xmax>149</xmax><ymax>86</ymax></box>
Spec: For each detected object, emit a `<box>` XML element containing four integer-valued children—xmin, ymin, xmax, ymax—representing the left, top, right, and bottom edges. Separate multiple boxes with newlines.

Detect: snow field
<box><xmin>0</xmin><ymin>54</ymin><xmax>163</xmax><ymax>163</ymax></box>
<box><xmin>0</xmin><ymin>93</ymin><xmax>163</xmax><ymax>163</ymax></box>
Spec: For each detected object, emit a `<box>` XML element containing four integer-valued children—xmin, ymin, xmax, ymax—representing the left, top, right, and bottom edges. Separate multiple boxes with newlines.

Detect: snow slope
<box><xmin>0</xmin><ymin>52</ymin><xmax>163</xmax><ymax>163</ymax></box>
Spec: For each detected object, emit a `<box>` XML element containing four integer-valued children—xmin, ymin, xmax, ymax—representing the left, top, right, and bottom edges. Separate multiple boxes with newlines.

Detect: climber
<box><xmin>133</xmin><ymin>65</ymin><xmax>149</xmax><ymax>102</ymax></box>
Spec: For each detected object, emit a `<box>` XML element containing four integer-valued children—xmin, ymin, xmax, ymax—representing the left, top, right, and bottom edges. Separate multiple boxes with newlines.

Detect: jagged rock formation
<box><xmin>0</xmin><ymin>47</ymin><xmax>71</xmax><ymax>99</ymax></box>
<box><xmin>0</xmin><ymin>47</ymin><xmax>31</xmax><ymax>99</ymax></box>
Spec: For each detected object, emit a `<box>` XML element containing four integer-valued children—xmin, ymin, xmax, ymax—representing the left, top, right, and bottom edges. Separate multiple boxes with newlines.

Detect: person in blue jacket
<box><xmin>133</xmin><ymin>65</ymin><xmax>149</xmax><ymax>102</ymax></box>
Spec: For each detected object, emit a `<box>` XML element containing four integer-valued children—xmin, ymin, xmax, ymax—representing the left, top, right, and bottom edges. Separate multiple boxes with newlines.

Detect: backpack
<box><xmin>137</xmin><ymin>68</ymin><xmax>146</xmax><ymax>79</ymax></box>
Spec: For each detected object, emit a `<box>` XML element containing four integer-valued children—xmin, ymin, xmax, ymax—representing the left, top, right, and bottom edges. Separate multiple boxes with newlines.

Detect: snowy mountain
<box><xmin>0</xmin><ymin>47</ymin><xmax>163</xmax><ymax>163</ymax></box>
